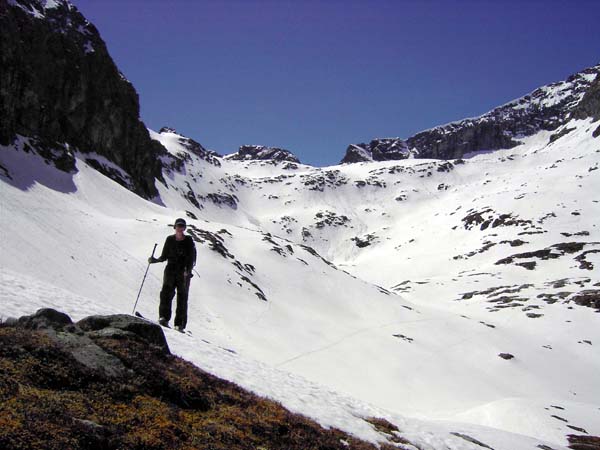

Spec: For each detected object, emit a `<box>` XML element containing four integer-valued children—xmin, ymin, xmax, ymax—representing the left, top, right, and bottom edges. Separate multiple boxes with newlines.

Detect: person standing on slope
<box><xmin>148</xmin><ymin>218</ymin><xmax>196</xmax><ymax>332</ymax></box>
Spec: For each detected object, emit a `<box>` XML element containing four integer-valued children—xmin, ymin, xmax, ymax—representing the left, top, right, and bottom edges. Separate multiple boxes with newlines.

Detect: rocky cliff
<box><xmin>342</xmin><ymin>138</ymin><xmax>416</xmax><ymax>164</ymax></box>
<box><xmin>573</xmin><ymin>71</ymin><xmax>600</xmax><ymax>124</ymax></box>
<box><xmin>342</xmin><ymin>64</ymin><xmax>600</xmax><ymax>163</ymax></box>
<box><xmin>1</xmin><ymin>0</ymin><xmax>168</xmax><ymax>198</ymax></box>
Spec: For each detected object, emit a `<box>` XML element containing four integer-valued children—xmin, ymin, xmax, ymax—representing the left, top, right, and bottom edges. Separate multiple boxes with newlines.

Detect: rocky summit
<box><xmin>226</xmin><ymin>145</ymin><xmax>301</xmax><ymax>163</ymax></box>
<box><xmin>341</xmin><ymin>138</ymin><xmax>416</xmax><ymax>163</ymax></box>
<box><xmin>157</xmin><ymin>127</ymin><xmax>222</xmax><ymax>167</ymax></box>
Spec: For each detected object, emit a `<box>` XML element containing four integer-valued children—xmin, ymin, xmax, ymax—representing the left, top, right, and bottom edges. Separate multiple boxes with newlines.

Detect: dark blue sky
<box><xmin>74</xmin><ymin>0</ymin><xmax>600</xmax><ymax>166</ymax></box>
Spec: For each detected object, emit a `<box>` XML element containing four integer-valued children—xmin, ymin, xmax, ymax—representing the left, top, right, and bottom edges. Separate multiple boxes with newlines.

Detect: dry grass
<box><xmin>0</xmin><ymin>325</ymin><xmax>401</xmax><ymax>450</ymax></box>
<box><xmin>364</xmin><ymin>418</ymin><xmax>415</xmax><ymax>448</ymax></box>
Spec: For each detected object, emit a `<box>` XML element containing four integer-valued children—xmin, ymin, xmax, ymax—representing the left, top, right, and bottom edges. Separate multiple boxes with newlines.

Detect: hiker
<box><xmin>148</xmin><ymin>218</ymin><xmax>196</xmax><ymax>332</ymax></box>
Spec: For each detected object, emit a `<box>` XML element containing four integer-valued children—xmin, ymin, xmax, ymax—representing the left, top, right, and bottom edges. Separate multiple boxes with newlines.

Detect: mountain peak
<box><xmin>226</xmin><ymin>145</ymin><xmax>301</xmax><ymax>164</ymax></box>
<box><xmin>7</xmin><ymin>0</ymin><xmax>74</xmax><ymax>18</ymax></box>
<box><xmin>150</xmin><ymin>128</ymin><xmax>222</xmax><ymax>165</ymax></box>
<box><xmin>159</xmin><ymin>126</ymin><xmax>178</xmax><ymax>134</ymax></box>
<box><xmin>341</xmin><ymin>138</ymin><xmax>417</xmax><ymax>163</ymax></box>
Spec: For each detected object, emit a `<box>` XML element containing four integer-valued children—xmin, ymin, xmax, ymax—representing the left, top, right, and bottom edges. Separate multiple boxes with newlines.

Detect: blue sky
<box><xmin>74</xmin><ymin>0</ymin><xmax>600</xmax><ymax>166</ymax></box>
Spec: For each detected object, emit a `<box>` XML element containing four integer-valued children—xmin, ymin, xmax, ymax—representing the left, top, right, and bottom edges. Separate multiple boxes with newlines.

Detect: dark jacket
<box><xmin>157</xmin><ymin>235</ymin><xmax>196</xmax><ymax>273</ymax></box>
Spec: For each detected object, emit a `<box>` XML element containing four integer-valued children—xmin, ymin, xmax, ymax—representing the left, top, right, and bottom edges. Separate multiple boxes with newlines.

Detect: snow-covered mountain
<box><xmin>3</xmin><ymin>115</ymin><xmax>599</xmax><ymax>449</ymax></box>
<box><xmin>148</xmin><ymin>117</ymin><xmax>600</xmax><ymax>446</ymax></box>
<box><xmin>2</xmin><ymin>1</ymin><xmax>600</xmax><ymax>449</ymax></box>
<box><xmin>342</xmin><ymin>64</ymin><xmax>600</xmax><ymax>162</ymax></box>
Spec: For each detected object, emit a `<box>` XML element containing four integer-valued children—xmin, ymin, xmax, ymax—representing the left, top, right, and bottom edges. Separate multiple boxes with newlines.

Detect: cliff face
<box><xmin>1</xmin><ymin>0</ymin><xmax>168</xmax><ymax>198</ymax></box>
<box><xmin>342</xmin><ymin>64</ymin><xmax>600</xmax><ymax>163</ymax></box>
<box><xmin>572</xmin><ymin>71</ymin><xmax>600</xmax><ymax>122</ymax></box>
<box><xmin>341</xmin><ymin>138</ymin><xmax>415</xmax><ymax>164</ymax></box>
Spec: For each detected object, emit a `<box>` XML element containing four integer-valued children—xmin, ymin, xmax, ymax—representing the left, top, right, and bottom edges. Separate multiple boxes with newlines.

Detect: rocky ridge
<box><xmin>226</xmin><ymin>145</ymin><xmax>301</xmax><ymax>163</ymax></box>
<box><xmin>342</xmin><ymin>64</ymin><xmax>600</xmax><ymax>163</ymax></box>
<box><xmin>3</xmin><ymin>0</ymin><xmax>598</xmax><ymax>196</ymax></box>
<box><xmin>158</xmin><ymin>127</ymin><xmax>222</xmax><ymax>167</ymax></box>
<box><xmin>342</xmin><ymin>138</ymin><xmax>417</xmax><ymax>164</ymax></box>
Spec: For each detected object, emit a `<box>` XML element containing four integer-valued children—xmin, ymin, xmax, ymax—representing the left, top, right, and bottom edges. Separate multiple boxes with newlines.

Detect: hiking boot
<box><xmin>174</xmin><ymin>325</ymin><xmax>184</xmax><ymax>333</ymax></box>
<box><xmin>158</xmin><ymin>317</ymin><xmax>168</xmax><ymax>327</ymax></box>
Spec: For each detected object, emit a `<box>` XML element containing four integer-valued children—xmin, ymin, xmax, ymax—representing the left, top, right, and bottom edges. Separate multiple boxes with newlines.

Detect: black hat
<box><xmin>174</xmin><ymin>218</ymin><xmax>187</xmax><ymax>228</ymax></box>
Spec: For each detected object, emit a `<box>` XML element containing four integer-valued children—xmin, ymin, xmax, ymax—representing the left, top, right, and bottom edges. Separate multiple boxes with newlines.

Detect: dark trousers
<box><xmin>159</xmin><ymin>269</ymin><xmax>190</xmax><ymax>328</ymax></box>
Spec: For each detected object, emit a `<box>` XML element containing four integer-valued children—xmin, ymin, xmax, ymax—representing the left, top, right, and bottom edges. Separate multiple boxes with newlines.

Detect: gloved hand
<box><xmin>148</xmin><ymin>256</ymin><xmax>158</xmax><ymax>264</ymax></box>
<box><xmin>184</xmin><ymin>270</ymin><xmax>193</xmax><ymax>279</ymax></box>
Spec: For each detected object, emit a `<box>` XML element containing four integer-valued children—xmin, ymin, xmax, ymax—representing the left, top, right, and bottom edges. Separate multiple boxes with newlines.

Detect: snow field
<box><xmin>2</xmin><ymin>118</ymin><xmax>600</xmax><ymax>448</ymax></box>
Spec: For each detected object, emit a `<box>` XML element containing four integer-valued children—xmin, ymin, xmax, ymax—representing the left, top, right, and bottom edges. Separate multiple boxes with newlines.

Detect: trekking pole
<box><xmin>132</xmin><ymin>243</ymin><xmax>157</xmax><ymax>314</ymax></box>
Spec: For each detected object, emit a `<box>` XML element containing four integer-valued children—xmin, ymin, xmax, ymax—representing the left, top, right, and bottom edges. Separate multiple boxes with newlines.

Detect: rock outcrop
<box><xmin>226</xmin><ymin>145</ymin><xmax>301</xmax><ymax>163</ymax></box>
<box><xmin>572</xmin><ymin>71</ymin><xmax>600</xmax><ymax>121</ymax></box>
<box><xmin>1</xmin><ymin>0</ymin><xmax>169</xmax><ymax>198</ymax></box>
<box><xmin>15</xmin><ymin>307</ymin><xmax>170</xmax><ymax>354</ymax></box>
<box><xmin>341</xmin><ymin>138</ymin><xmax>416</xmax><ymax>163</ymax></box>
<box><xmin>341</xmin><ymin>64</ymin><xmax>600</xmax><ymax>163</ymax></box>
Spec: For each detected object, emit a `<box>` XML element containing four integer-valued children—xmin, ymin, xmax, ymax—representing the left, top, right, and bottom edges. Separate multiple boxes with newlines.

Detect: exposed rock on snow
<box><xmin>572</xmin><ymin>71</ymin><xmax>600</xmax><ymax>121</ymax></box>
<box><xmin>77</xmin><ymin>313</ymin><xmax>171</xmax><ymax>353</ymax></box>
<box><xmin>495</xmin><ymin>242</ymin><xmax>600</xmax><ymax>271</ymax></box>
<box><xmin>341</xmin><ymin>138</ymin><xmax>417</xmax><ymax>163</ymax></box>
<box><xmin>226</xmin><ymin>145</ymin><xmax>301</xmax><ymax>163</ymax></box>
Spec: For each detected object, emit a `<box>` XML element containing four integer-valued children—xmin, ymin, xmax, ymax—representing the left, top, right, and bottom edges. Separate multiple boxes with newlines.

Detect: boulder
<box><xmin>14</xmin><ymin>308</ymin><xmax>131</xmax><ymax>378</ymax></box>
<box><xmin>17</xmin><ymin>308</ymin><xmax>73</xmax><ymax>330</ymax></box>
<box><xmin>77</xmin><ymin>314</ymin><xmax>170</xmax><ymax>353</ymax></box>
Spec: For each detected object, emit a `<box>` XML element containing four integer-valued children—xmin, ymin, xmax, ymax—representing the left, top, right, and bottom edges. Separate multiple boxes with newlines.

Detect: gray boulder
<box><xmin>77</xmin><ymin>314</ymin><xmax>170</xmax><ymax>353</ymax></box>
<box><xmin>11</xmin><ymin>309</ymin><xmax>171</xmax><ymax>378</ymax></box>
<box><xmin>17</xmin><ymin>307</ymin><xmax>73</xmax><ymax>330</ymax></box>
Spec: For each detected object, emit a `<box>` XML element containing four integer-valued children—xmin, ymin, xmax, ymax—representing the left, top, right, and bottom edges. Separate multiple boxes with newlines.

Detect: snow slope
<box><xmin>1</xmin><ymin>117</ymin><xmax>599</xmax><ymax>449</ymax></box>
